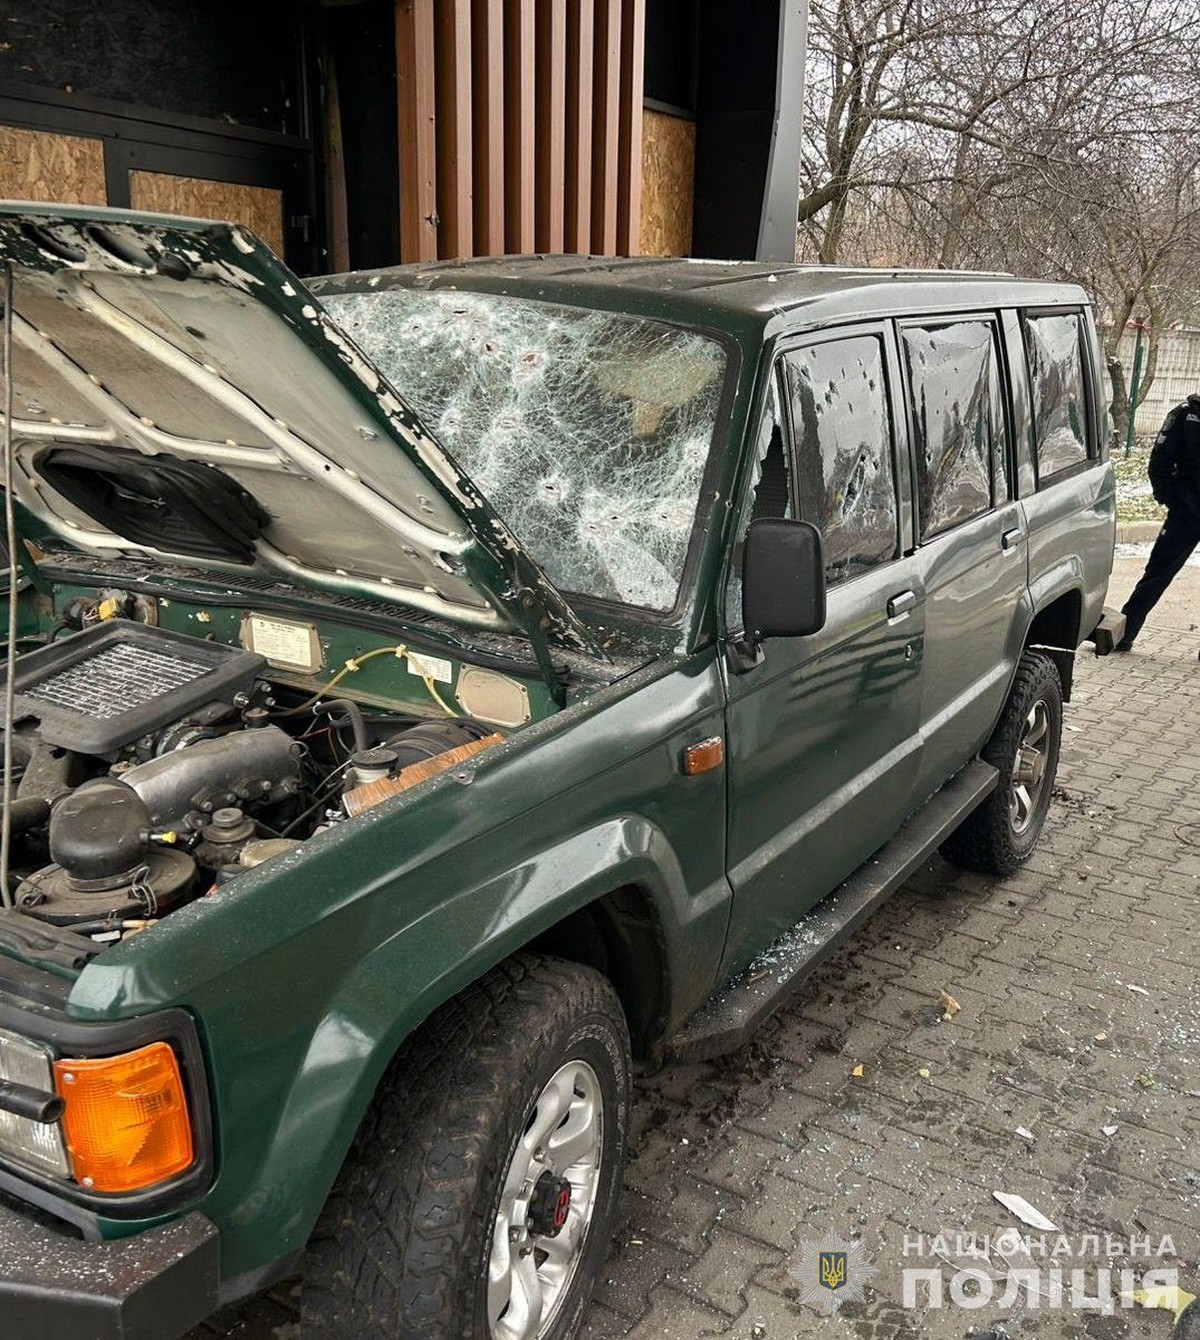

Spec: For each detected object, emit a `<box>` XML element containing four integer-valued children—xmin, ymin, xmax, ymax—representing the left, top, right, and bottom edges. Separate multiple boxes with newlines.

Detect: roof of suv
<box><xmin>311</xmin><ymin>254</ymin><xmax>1091</xmax><ymax>341</ymax></box>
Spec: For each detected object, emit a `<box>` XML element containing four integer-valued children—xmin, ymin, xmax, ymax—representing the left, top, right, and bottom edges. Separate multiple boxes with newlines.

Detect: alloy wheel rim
<box><xmin>1010</xmin><ymin>698</ymin><xmax>1050</xmax><ymax>835</ymax></box>
<box><xmin>487</xmin><ymin>1059</ymin><xmax>604</xmax><ymax>1340</ymax></box>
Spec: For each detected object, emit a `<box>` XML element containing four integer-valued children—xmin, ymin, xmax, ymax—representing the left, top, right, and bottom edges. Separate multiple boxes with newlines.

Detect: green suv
<box><xmin>0</xmin><ymin>205</ymin><xmax>1121</xmax><ymax>1339</ymax></box>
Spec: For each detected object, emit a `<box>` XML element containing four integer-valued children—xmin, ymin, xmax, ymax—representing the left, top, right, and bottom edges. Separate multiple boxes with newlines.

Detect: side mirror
<box><xmin>742</xmin><ymin>518</ymin><xmax>826</xmax><ymax>642</ymax></box>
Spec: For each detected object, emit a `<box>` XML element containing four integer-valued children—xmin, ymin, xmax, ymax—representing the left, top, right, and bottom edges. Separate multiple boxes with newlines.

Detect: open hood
<box><xmin>0</xmin><ymin>203</ymin><xmax>601</xmax><ymax>664</ymax></box>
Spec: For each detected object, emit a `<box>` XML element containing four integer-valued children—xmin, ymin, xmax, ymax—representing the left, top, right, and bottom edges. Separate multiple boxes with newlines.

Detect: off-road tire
<box><xmin>301</xmin><ymin>953</ymin><xmax>630</xmax><ymax>1340</ymax></box>
<box><xmin>941</xmin><ymin>650</ymin><xmax>1063</xmax><ymax>875</ymax></box>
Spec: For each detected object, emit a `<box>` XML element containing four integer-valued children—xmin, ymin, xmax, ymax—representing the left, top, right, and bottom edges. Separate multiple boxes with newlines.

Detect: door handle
<box><xmin>887</xmin><ymin>590</ymin><xmax>917</xmax><ymax>619</ymax></box>
<box><xmin>1002</xmin><ymin>527</ymin><xmax>1022</xmax><ymax>551</ymax></box>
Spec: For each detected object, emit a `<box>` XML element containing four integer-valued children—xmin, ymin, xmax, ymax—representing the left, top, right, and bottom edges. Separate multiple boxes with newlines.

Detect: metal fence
<box><xmin>1113</xmin><ymin>326</ymin><xmax>1200</xmax><ymax>436</ymax></box>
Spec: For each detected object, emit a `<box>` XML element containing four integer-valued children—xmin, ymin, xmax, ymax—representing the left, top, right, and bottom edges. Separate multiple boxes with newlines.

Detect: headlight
<box><xmin>0</xmin><ymin>1028</ymin><xmax>71</xmax><ymax>1178</ymax></box>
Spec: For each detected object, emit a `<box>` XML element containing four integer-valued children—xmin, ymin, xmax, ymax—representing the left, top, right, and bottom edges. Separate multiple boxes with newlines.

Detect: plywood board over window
<box><xmin>640</xmin><ymin>109</ymin><xmax>693</xmax><ymax>257</ymax></box>
<box><xmin>0</xmin><ymin>126</ymin><xmax>107</xmax><ymax>205</ymax></box>
<box><xmin>129</xmin><ymin>171</ymin><xmax>286</xmax><ymax>257</ymax></box>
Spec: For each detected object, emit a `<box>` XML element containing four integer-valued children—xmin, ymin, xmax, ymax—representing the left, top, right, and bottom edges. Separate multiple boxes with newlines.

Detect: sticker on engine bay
<box><xmin>406</xmin><ymin>652</ymin><xmax>453</xmax><ymax>684</ymax></box>
<box><xmin>241</xmin><ymin>614</ymin><xmax>324</xmax><ymax>673</ymax></box>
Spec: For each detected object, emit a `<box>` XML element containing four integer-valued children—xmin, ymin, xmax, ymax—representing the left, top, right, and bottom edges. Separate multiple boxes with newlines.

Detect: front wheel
<box><xmin>942</xmin><ymin>650</ymin><xmax>1063</xmax><ymax>875</ymax></box>
<box><xmin>303</xmin><ymin>954</ymin><xmax>631</xmax><ymax>1340</ymax></box>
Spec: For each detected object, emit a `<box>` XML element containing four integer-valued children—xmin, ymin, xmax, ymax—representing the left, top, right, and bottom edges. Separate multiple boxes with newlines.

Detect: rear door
<box><xmin>721</xmin><ymin>326</ymin><xmax>925</xmax><ymax>976</ymax></box>
<box><xmin>1009</xmin><ymin>308</ymin><xmax>1112</xmax><ymax>641</ymax></box>
<box><xmin>899</xmin><ymin>315</ymin><xmax>1029</xmax><ymax>805</ymax></box>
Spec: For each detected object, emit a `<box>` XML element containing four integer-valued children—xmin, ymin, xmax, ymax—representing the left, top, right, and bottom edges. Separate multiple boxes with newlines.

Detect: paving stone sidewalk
<box><xmin>580</xmin><ymin>616</ymin><xmax>1198</xmax><ymax>1340</ymax></box>
<box><xmin>199</xmin><ymin>562</ymin><xmax>1198</xmax><ymax>1340</ymax></box>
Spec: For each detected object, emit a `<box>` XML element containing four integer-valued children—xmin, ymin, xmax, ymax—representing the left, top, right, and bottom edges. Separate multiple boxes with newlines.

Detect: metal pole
<box><xmin>1124</xmin><ymin>321</ymin><xmax>1145</xmax><ymax>458</ymax></box>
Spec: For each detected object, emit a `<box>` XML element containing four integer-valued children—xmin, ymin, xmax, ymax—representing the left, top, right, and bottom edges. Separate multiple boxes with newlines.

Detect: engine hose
<box><xmin>1</xmin><ymin>797</ymin><xmax>50</xmax><ymax>835</ymax></box>
<box><xmin>270</xmin><ymin>645</ymin><xmax>457</xmax><ymax>719</ymax></box>
<box><xmin>314</xmin><ymin>699</ymin><xmax>368</xmax><ymax>754</ymax></box>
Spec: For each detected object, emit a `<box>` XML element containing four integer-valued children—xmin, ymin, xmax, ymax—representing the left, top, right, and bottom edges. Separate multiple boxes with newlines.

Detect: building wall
<box><xmin>0</xmin><ymin>0</ymin><xmax>318</xmax><ymax>270</ymax></box>
<box><xmin>0</xmin><ymin>0</ymin><xmax>799</xmax><ymax>271</ymax></box>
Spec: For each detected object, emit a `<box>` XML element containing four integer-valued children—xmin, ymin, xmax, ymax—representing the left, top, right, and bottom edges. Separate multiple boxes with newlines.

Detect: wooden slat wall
<box><xmin>471</xmin><ymin>0</ymin><xmax>506</xmax><ymax>255</ymax></box>
<box><xmin>503</xmin><ymin>0</ymin><xmax>536</xmax><ymax>251</ymax></box>
<box><xmin>616</xmin><ymin>0</ymin><xmax>645</xmax><ymax>255</ymax></box>
<box><xmin>563</xmin><ymin>1</ymin><xmax>595</xmax><ymax>254</ymax></box>
<box><xmin>397</xmin><ymin>0</ymin><xmax>645</xmax><ymax>261</ymax></box>
<box><xmin>534</xmin><ymin>0</ymin><xmax>566</xmax><ymax>254</ymax></box>
<box><xmin>435</xmin><ymin>0</ymin><xmax>473</xmax><ymax>259</ymax></box>
<box><xmin>396</xmin><ymin>0</ymin><xmax>438</xmax><ymax>261</ymax></box>
<box><xmin>589</xmin><ymin>0</ymin><xmax>622</xmax><ymax>255</ymax></box>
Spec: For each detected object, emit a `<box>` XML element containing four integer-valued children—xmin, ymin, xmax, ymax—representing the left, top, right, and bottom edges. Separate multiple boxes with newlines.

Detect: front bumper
<box><xmin>0</xmin><ymin>1197</ymin><xmax>219</xmax><ymax>1340</ymax></box>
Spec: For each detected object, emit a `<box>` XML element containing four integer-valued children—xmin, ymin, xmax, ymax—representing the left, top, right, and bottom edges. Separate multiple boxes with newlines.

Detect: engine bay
<box><xmin>0</xmin><ymin>589</ymin><xmax>532</xmax><ymax>947</ymax></box>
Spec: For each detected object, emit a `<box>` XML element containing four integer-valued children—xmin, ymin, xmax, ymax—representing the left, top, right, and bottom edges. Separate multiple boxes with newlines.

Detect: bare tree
<box><xmin>798</xmin><ymin>0</ymin><xmax>1200</xmax><ymax>417</ymax></box>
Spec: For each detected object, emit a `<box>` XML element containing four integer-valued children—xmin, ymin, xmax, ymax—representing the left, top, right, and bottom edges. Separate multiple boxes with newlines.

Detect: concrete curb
<box><xmin>1116</xmin><ymin>519</ymin><xmax>1163</xmax><ymax>543</ymax></box>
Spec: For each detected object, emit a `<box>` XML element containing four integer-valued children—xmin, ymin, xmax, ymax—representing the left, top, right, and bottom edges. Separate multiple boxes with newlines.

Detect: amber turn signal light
<box><xmin>683</xmin><ymin>736</ymin><xmax>725</xmax><ymax>775</ymax></box>
<box><xmin>53</xmin><ymin>1042</ymin><xmax>194</xmax><ymax>1193</ymax></box>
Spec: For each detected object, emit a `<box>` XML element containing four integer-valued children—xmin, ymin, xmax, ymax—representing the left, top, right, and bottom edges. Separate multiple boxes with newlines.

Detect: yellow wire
<box><xmin>273</xmin><ymin>643</ymin><xmax>458</xmax><ymax>718</ymax></box>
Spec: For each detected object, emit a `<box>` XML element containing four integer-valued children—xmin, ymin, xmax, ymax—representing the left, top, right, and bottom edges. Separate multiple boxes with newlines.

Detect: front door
<box><xmin>722</xmin><ymin>328</ymin><xmax>925</xmax><ymax>977</ymax></box>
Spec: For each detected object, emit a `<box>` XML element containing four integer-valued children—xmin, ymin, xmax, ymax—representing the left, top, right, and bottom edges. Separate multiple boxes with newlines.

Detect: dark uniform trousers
<box><xmin>1121</xmin><ymin>507</ymin><xmax>1200</xmax><ymax>644</ymax></box>
<box><xmin>1121</xmin><ymin>392</ymin><xmax>1200</xmax><ymax>645</ymax></box>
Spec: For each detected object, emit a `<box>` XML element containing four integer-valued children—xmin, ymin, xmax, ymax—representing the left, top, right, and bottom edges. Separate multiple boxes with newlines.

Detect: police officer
<box><xmin>1117</xmin><ymin>391</ymin><xmax>1200</xmax><ymax>651</ymax></box>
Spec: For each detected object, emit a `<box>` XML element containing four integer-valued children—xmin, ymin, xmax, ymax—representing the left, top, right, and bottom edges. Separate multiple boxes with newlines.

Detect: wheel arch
<box><xmin>526</xmin><ymin>884</ymin><xmax>670</xmax><ymax>1061</ymax></box>
<box><xmin>215</xmin><ymin>819</ymin><xmax>709</xmax><ymax>1280</ymax></box>
<box><xmin>1024</xmin><ymin>586</ymin><xmax>1083</xmax><ymax>700</ymax></box>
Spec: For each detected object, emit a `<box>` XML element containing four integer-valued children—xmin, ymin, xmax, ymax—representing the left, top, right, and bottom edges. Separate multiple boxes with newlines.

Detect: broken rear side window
<box><xmin>902</xmin><ymin>321</ymin><xmax>1001</xmax><ymax>538</ymax></box>
<box><xmin>1025</xmin><ymin>312</ymin><xmax>1090</xmax><ymax>481</ymax></box>
<box><xmin>321</xmin><ymin>288</ymin><xmax>728</xmax><ymax>612</ymax></box>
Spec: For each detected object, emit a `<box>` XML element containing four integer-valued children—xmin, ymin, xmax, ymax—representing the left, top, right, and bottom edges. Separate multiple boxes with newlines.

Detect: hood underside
<box><xmin>0</xmin><ymin>203</ymin><xmax>598</xmax><ymax>657</ymax></box>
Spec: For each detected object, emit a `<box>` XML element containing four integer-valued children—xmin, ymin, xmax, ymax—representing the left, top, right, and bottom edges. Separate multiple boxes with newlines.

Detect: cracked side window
<box><xmin>320</xmin><ymin>287</ymin><xmax>727</xmax><ymax>612</ymax></box>
<box><xmin>1025</xmin><ymin>313</ymin><xmax>1089</xmax><ymax>481</ymax></box>
<box><xmin>902</xmin><ymin>321</ymin><xmax>1000</xmax><ymax>539</ymax></box>
<box><xmin>783</xmin><ymin>337</ymin><xmax>897</xmax><ymax>586</ymax></box>
<box><xmin>724</xmin><ymin>376</ymin><xmax>791</xmax><ymax>629</ymax></box>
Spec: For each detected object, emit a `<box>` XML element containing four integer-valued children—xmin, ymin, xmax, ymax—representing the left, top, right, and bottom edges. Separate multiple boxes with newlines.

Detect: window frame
<box><xmin>895</xmin><ymin>311</ymin><xmax>1013</xmax><ymax>544</ymax></box>
<box><xmin>1020</xmin><ymin>306</ymin><xmax>1099</xmax><ymax>490</ymax></box>
<box><xmin>776</xmin><ymin>322</ymin><xmax>906</xmax><ymax>588</ymax></box>
<box><xmin>720</xmin><ymin>363</ymin><xmax>796</xmax><ymax>635</ymax></box>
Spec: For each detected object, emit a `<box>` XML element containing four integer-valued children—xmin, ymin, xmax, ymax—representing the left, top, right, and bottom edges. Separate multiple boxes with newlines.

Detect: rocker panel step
<box><xmin>670</xmin><ymin>759</ymin><xmax>1000</xmax><ymax>1062</ymax></box>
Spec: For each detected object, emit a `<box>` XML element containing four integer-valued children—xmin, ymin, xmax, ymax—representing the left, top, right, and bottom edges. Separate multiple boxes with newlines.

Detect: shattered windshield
<box><xmin>320</xmin><ymin>287</ymin><xmax>728</xmax><ymax>612</ymax></box>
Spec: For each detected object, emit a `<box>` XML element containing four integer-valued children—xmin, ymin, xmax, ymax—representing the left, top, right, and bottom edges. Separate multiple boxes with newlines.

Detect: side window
<box><xmin>1024</xmin><ymin>312</ymin><xmax>1090</xmax><ymax>481</ymax></box>
<box><xmin>901</xmin><ymin>320</ymin><xmax>1006</xmax><ymax>539</ymax></box>
<box><xmin>748</xmin><ymin>380</ymin><xmax>794</xmax><ymax>525</ymax></box>
<box><xmin>782</xmin><ymin>336</ymin><xmax>897</xmax><ymax>586</ymax></box>
<box><xmin>724</xmin><ymin>377</ymin><xmax>791</xmax><ymax>627</ymax></box>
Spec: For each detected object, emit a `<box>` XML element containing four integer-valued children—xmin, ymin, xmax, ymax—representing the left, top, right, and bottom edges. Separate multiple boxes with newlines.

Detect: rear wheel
<box><xmin>942</xmin><ymin>650</ymin><xmax>1063</xmax><ymax>875</ymax></box>
<box><xmin>302</xmin><ymin>954</ymin><xmax>630</xmax><ymax>1340</ymax></box>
